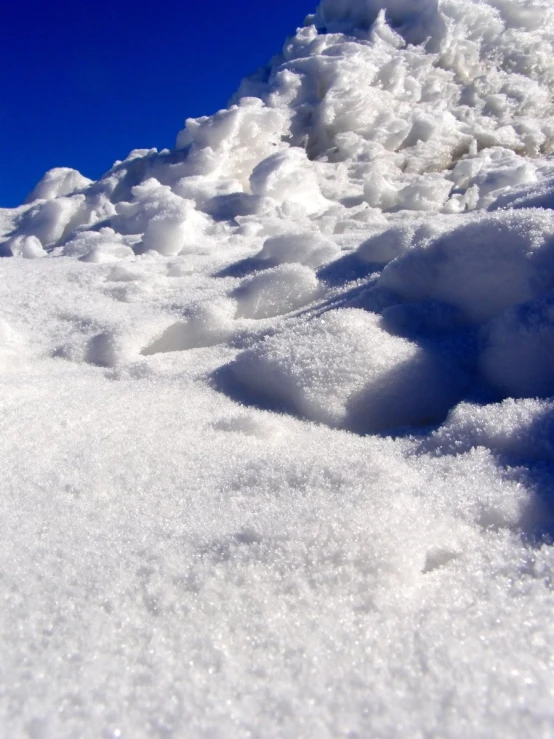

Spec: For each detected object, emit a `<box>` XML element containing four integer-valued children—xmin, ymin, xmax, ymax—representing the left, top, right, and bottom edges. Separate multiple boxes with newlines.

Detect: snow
<box><xmin>24</xmin><ymin>167</ymin><xmax>93</xmax><ymax>204</ymax></box>
<box><xmin>223</xmin><ymin>308</ymin><xmax>466</xmax><ymax>432</ymax></box>
<box><xmin>1</xmin><ymin>0</ymin><xmax>554</xmax><ymax>736</ymax></box>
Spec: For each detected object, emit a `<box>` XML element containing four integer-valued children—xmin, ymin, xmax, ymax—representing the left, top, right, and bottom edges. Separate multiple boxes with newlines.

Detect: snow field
<box><xmin>1</xmin><ymin>0</ymin><xmax>554</xmax><ymax>736</ymax></box>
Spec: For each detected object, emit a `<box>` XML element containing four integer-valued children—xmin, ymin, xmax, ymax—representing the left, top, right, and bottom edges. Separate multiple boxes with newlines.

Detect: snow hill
<box><xmin>1</xmin><ymin>0</ymin><xmax>554</xmax><ymax>736</ymax></box>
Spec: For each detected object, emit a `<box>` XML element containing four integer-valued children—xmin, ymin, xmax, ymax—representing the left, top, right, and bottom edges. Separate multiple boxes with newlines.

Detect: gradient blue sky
<box><xmin>1</xmin><ymin>0</ymin><xmax>317</xmax><ymax>207</ymax></box>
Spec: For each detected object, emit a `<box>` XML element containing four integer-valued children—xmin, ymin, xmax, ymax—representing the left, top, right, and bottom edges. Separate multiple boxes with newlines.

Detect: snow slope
<box><xmin>1</xmin><ymin>1</ymin><xmax>554</xmax><ymax>736</ymax></box>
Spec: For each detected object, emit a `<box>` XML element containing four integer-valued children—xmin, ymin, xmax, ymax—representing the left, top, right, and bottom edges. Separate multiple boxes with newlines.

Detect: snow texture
<box><xmin>1</xmin><ymin>1</ymin><xmax>554</xmax><ymax>737</ymax></box>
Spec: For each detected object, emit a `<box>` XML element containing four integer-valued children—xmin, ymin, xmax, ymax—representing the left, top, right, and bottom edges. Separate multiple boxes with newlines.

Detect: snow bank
<box><xmin>1</xmin><ymin>0</ymin><xmax>554</xmax><ymax>736</ymax></box>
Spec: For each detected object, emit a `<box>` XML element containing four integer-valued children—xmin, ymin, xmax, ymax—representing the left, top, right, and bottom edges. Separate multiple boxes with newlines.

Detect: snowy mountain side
<box><xmin>1</xmin><ymin>0</ymin><xmax>554</xmax><ymax>737</ymax></box>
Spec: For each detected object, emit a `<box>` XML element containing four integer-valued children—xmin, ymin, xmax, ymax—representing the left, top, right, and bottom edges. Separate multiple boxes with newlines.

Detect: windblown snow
<box><xmin>2</xmin><ymin>1</ymin><xmax>554</xmax><ymax>736</ymax></box>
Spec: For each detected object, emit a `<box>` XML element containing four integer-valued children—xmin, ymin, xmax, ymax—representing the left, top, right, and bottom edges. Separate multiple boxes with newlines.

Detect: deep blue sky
<box><xmin>1</xmin><ymin>0</ymin><xmax>317</xmax><ymax>207</ymax></box>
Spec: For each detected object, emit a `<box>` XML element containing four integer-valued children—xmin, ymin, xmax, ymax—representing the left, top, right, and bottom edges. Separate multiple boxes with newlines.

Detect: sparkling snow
<box><xmin>1</xmin><ymin>1</ymin><xmax>554</xmax><ymax>736</ymax></box>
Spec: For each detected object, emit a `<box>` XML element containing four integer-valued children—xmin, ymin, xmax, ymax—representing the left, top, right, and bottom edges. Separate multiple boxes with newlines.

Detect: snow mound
<box><xmin>258</xmin><ymin>231</ymin><xmax>340</xmax><ymax>267</ymax></box>
<box><xmin>379</xmin><ymin>209</ymin><xmax>554</xmax><ymax>323</ymax></box>
<box><xmin>223</xmin><ymin>309</ymin><xmax>466</xmax><ymax>432</ymax></box>
<box><xmin>2</xmin><ymin>0</ymin><xmax>554</xmax><ymax>736</ymax></box>
<box><xmin>142</xmin><ymin>298</ymin><xmax>237</xmax><ymax>354</ymax></box>
<box><xmin>481</xmin><ymin>293</ymin><xmax>554</xmax><ymax>397</ymax></box>
<box><xmin>232</xmin><ymin>263</ymin><xmax>321</xmax><ymax>319</ymax></box>
<box><xmin>24</xmin><ymin>167</ymin><xmax>93</xmax><ymax>203</ymax></box>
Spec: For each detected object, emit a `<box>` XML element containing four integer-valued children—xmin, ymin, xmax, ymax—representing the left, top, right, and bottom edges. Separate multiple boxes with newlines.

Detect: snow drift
<box><xmin>1</xmin><ymin>0</ymin><xmax>554</xmax><ymax>737</ymax></box>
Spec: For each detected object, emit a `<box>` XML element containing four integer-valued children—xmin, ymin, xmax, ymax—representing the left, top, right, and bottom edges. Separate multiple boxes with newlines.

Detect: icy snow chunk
<box><xmin>62</xmin><ymin>228</ymin><xmax>134</xmax><ymax>262</ymax></box>
<box><xmin>0</xmin><ymin>235</ymin><xmax>46</xmax><ymax>259</ymax></box>
<box><xmin>488</xmin><ymin>168</ymin><xmax>554</xmax><ymax>211</ymax></box>
<box><xmin>364</xmin><ymin>167</ymin><xmax>453</xmax><ymax>213</ymax></box>
<box><xmin>172</xmin><ymin>176</ymin><xmax>243</xmax><ymax>206</ymax></box>
<box><xmin>232</xmin><ymin>264</ymin><xmax>321</xmax><ymax>319</ymax></box>
<box><xmin>53</xmin><ymin>328</ymin><xmax>118</xmax><ymax>368</ymax></box>
<box><xmin>139</xmin><ymin>203</ymin><xmax>204</xmax><ymax>256</ymax></box>
<box><xmin>80</xmin><ymin>243</ymin><xmax>135</xmax><ymax>264</ymax></box>
<box><xmin>224</xmin><ymin>309</ymin><xmax>465</xmax><ymax>432</ymax></box>
<box><xmin>250</xmin><ymin>149</ymin><xmax>330</xmax><ymax>215</ymax></box>
<box><xmin>481</xmin><ymin>294</ymin><xmax>554</xmax><ymax>398</ymax></box>
<box><xmin>363</xmin><ymin>168</ymin><xmax>401</xmax><ymax>211</ymax></box>
<box><xmin>80</xmin><ymin>244</ymin><xmax>134</xmax><ymax>264</ymax></box>
<box><xmin>24</xmin><ymin>167</ymin><xmax>92</xmax><ymax>203</ymax></box>
<box><xmin>490</xmin><ymin>0</ymin><xmax>554</xmax><ymax>31</ymax></box>
<box><xmin>315</xmin><ymin>0</ymin><xmax>443</xmax><ymax>45</ymax></box>
<box><xmin>379</xmin><ymin>210</ymin><xmax>554</xmax><ymax>323</ymax></box>
<box><xmin>448</xmin><ymin>148</ymin><xmax>539</xmax><ymax>210</ymax></box>
<box><xmin>203</xmin><ymin>192</ymin><xmax>271</xmax><ymax>222</ymax></box>
<box><xmin>300</xmin><ymin>0</ymin><xmax>554</xmax><ymax>173</ymax></box>
<box><xmin>176</xmin><ymin>98</ymin><xmax>287</xmax><ymax>186</ymax></box>
<box><xmin>21</xmin><ymin>195</ymin><xmax>85</xmax><ymax>246</ymax></box>
<box><xmin>116</xmin><ymin>179</ymin><xmax>211</xmax><ymax>256</ymax></box>
<box><xmin>258</xmin><ymin>232</ymin><xmax>340</xmax><ymax>268</ymax></box>
<box><xmin>395</xmin><ymin>173</ymin><xmax>453</xmax><ymax>212</ymax></box>
<box><xmin>364</xmin><ymin>164</ymin><xmax>452</xmax><ymax>211</ymax></box>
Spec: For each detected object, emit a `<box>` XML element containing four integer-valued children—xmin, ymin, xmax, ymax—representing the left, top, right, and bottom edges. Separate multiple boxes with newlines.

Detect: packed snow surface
<box><xmin>2</xmin><ymin>0</ymin><xmax>554</xmax><ymax>736</ymax></box>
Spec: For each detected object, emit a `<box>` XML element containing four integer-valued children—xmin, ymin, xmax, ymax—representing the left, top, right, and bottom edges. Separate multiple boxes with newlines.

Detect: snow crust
<box><xmin>1</xmin><ymin>0</ymin><xmax>554</xmax><ymax>736</ymax></box>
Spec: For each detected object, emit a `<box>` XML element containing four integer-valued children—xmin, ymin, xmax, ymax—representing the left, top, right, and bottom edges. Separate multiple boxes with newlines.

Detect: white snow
<box><xmin>1</xmin><ymin>1</ymin><xmax>554</xmax><ymax>737</ymax></box>
<box><xmin>24</xmin><ymin>167</ymin><xmax>93</xmax><ymax>204</ymax></box>
<box><xmin>225</xmin><ymin>308</ymin><xmax>466</xmax><ymax>432</ymax></box>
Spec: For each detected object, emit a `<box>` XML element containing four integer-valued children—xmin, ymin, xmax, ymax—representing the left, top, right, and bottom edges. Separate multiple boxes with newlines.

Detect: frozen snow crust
<box><xmin>2</xmin><ymin>1</ymin><xmax>554</xmax><ymax>736</ymax></box>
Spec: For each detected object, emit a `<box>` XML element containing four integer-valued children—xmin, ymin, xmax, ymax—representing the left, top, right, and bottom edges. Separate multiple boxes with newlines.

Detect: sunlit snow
<box><xmin>1</xmin><ymin>1</ymin><xmax>554</xmax><ymax>736</ymax></box>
